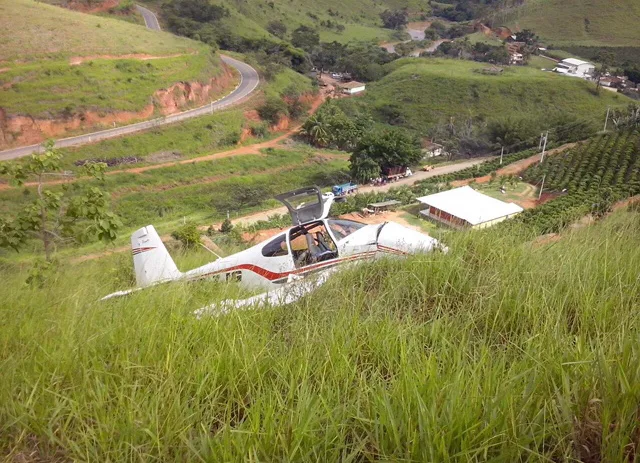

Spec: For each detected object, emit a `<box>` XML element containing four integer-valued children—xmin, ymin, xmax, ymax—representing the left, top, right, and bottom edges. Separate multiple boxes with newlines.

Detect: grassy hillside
<box><xmin>149</xmin><ymin>0</ymin><xmax>427</xmax><ymax>46</ymax></box>
<box><xmin>1</xmin><ymin>206</ymin><xmax>638</xmax><ymax>460</ymax></box>
<box><xmin>0</xmin><ymin>0</ymin><xmax>232</xmax><ymax>122</ymax></box>
<box><xmin>491</xmin><ymin>0</ymin><xmax>640</xmax><ymax>47</ymax></box>
<box><xmin>0</xmin><ymin>0</ymin><xmax>200</xmax><ymax>60</ymax></box>
<box><xmin>340</xmin><ymin>58</ymin><xmax>629</xmax><ymax>135</ymax></box>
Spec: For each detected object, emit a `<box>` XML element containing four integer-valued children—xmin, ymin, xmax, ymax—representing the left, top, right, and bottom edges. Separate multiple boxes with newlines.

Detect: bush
<box><xmin>249</xmin><ymin>122</ymin><xmax>269</xmax><ymax>138</ymax></box>
<box><xmin>171</xmin><ymin>222</ymin><xmax>201</xmax><ymax>248</ymax></box>
<box><xmin>219</xmin><ymin>218</ymin><xmax>233</xmax><ymax>233</ymax></box>
<box><xmin>258</xmin><ymin>97</ymin><xmax>288</xmax><ymax>125</ymax></box>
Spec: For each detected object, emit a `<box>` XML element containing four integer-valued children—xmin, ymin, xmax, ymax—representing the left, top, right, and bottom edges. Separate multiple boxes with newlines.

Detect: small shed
<box><xmin>367</xmin><ymin>200</ymin><xmax>401</xmax><ymax>213</ymax></box>
<box><xmin>422</xmin><ymin>141</ymin><xmax>444</xmax><ymax>157</ymax></box>
<box><xmin>417</xmin><ymin>186</ymin><xmax>523</xmax><ymax>229</ymax></box>
<box><xmin>340</xmin><ymin>81</ymin><xmax>366</xmax><ymax>95</ymax></box>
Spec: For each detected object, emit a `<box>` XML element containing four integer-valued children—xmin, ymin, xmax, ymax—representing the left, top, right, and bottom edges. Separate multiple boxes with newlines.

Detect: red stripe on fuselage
<box><xmin>132</xmin><ymin>246</ymin><xmax>156</xmax><ymax>255</ymax></box>
<box><xmin>189</xmin><ymin>245</ymin><xmax>408</xmax><ymax>283</ymax></box>
<box><xmin>192</xmin><ymin>251</ymin><xmax>378</xmax><ymax>283</ymax></box>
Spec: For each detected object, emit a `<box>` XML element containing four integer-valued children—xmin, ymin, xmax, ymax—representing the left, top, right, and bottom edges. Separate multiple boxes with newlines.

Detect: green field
<box><xmin>319</xmin><ymin>24</ymin><xmax>394</xmax><ymax>44</ymax></box>
<box><xmin>338</xmin><ymin>58</ymin><xmax>630</xmax><ymax>135</ymax></box>
<box><xmin>0</xmin><ymin>145</ymin><xmax>349</xmax><ymax>260</ymax></box>
<box><xmin>490</xmin><ymin>0</ymin><xmax>640</xmax><ymax>47</ymax></box>
<box><xmin>0</xmin><ymin>0</ymin><xmax>200</xmax><ymax>60</ymax></box>
<box><xmin>0</xmin><ymin>53</ymin><xmax>226</xmax><ymax>117</ymax></box>
<box><xmin>1</xmin><ymin>205</ymin><xmax>639</xmax><ymax>460</ymax></box>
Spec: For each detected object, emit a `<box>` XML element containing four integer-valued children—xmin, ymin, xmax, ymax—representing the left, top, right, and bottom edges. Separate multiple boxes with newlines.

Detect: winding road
<box><xmin>135</xmin><ymin>4</ymin><xmax>161</xmax><ymax>30</ymax></box>
<box><xmin>0</xmin><ymin>6</ymin><xmax>259</xmax><ymax>161</ymax></box>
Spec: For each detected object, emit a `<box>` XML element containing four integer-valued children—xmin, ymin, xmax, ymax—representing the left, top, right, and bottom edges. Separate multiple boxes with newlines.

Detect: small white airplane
<box><xmin>103</xmin><ymin>187</ymin><xmax>447</xmax><ymax>314</ymax></box>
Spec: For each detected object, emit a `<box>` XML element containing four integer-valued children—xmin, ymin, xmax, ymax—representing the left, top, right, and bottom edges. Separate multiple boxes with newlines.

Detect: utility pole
<box><xmin>538</xmin><ymin>174</ymin><xmax>545</xmax><ymax>201</ymax></box>
<box><xmin>540</xmin><ymin>131</ymin><xmax>548</xmax><ymax>163</ymax></box>
<box><xmin>538</xmin><ymin>132</ymin><xmax>544</xmax><ymax>149</ymax></box>
<box><xmin>500</xmin><ymin>146</ymin><xmax>504</xmax><ymax>165</ymax></box>
<box><xmin>603</xmin><ymin>107</ymin><xmax>610</xmax><ymax>132</ymax></box>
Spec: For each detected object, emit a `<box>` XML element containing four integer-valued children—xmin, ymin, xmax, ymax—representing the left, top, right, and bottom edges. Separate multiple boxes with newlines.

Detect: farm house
<box><xmin>417</xmin><ymin>186</ymin><xmax>523</xmax><ymax>229</ymax></box>
<box><xmin>339</xmin><ymin>81</ymin><xmax>366</xmax><ymax>95</ymax></box>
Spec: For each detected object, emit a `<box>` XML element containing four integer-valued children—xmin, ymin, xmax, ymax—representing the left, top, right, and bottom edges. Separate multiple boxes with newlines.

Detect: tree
<box><xmin>379</xmin><ymin>9</ymin><xmax>408</xmax><ymax>30</ymax></box>
<box><xmin>291</xmin><ymin>25</ymin><xmax>319</xmax><ymax>51</ymax></box>
<box><xmin>219</xmin><ymin>218</ymin><xmax>233</xmax><ymax>233</ymax></box>
<box><xmin>0</xmin><ymin>141</ymin><xmax>122</xmax><ymax>261</ymax></box>
<box><xmin>171</xmin><ymin>222</ymin><xmax>201</xmax><ymax>248</ymax></box>
<box><xmin>163</xmin><ymin>0</ymin><xmax>228</xmax><ymax>23</ymax></box>
<box><xmin>349</xmin><ymin>154</ymin><xmax>381</xmax><ymax>183</ymax></box>
<box><xmin>267</xmin><ymin>20</ymin><xmax>287</xmax><ymax>38</ymax></box>
<box><xmin>349</xmin><ymin>129</ymin><xmax>421</xmax><ymax>180</ymax></box>
<box><xmin>594</xmin><ymin>51</ymin><xmax>615</xmax><ymax>94</ymax></box>
<box><xmin>514</xmin><ymin>29</ymin><xmax>538</xmax><ymax>46</ymax></box>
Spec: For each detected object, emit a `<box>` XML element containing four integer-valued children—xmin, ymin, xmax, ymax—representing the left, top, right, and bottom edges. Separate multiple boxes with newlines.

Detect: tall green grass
<box><xmin>1</xmin><ymin>210</ymin><xmax>639</xmax><ymax>461</ymax></box>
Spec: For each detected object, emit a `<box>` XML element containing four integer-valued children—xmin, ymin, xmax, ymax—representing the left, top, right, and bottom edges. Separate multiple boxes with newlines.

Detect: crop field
<box><xmin>523</xmin><ymin>131</ymin><xmax>640</xmax><ymax>194</ymax></box>
<box><xmin>515</xmin><ymin>130</ymin><xmax>640</xmax><ymax>233</ymax></box>
<box><xmin>338</xmin><ymin>58</ymin><xmax>628</xmax><ymax>135</ymax></box>
<box><xmin>1</xmin><ymin>207</ymin><xmax>639</xmax><ymax>460</ymax></box>
<box><xmin>0</xmin><ymin>0</ymin><xmax>199</xmax><ymax>61</ymax></box>
<box><xmin>0</xmin><ymin>53</ymin><xmax>226</xmax><ymax>117</ymax></box>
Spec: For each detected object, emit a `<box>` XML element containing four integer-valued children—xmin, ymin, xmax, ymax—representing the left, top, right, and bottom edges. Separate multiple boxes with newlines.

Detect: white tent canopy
<box><xmin>417</xmin><ymin>186</ymin><xmax>523</xmax><ymax>226</ymax></box>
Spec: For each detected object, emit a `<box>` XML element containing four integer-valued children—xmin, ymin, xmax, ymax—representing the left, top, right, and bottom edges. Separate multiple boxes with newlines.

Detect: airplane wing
<box><xmin>194</xmin><ymin>267</ymin><xmax>338</xmax><ymax>318</ymax></box>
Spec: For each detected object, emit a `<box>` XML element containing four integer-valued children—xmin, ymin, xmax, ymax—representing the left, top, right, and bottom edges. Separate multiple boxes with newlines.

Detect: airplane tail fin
<box><xmin>132</xmin><ymin>225</ymin><xmax>181</xmax><ymax>287</ymax></box>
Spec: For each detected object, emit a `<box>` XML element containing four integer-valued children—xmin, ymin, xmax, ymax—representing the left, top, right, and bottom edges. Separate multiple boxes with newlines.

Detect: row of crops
<box><xmin>515</xmin><ymin>130</ymin><xmax>640</xmax><ymax>234</ymax></box>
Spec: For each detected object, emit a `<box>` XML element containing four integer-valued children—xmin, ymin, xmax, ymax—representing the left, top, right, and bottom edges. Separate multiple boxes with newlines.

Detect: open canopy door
<box><xmin>275</xmin><ymin>186</ymin><xmax>333</xmax><ymax>225</ymax></box>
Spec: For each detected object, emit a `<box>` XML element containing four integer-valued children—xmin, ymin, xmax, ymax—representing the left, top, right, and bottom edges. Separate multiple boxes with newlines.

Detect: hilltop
<box><xmin>0</xmin><ymin>0</ymin><xmax>236</xmax><ymax>148</ymax></box>
<box><xmin>337</xmin><ymin>58</ymin><xmax>629</xmax><ymax>138</ymax></box>
<box><xmin>0</xmin><ymin>0</ymin><xmax>199</xmax><ymax>60</ymax></box>
<box><xmin>489</xmin><ymin>0</ymin><xmax>640</xmax><ymax>47</ymax></box>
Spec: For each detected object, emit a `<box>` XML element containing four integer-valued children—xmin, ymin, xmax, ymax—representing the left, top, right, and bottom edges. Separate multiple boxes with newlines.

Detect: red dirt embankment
<box><xmin>64</xmin><ymin>0</ymin><xmax>119</xmax><ymax>13</ymax></box>
<box><xmin>0</xmin><ymin>61</ymin><xmax>236</xmax><ymax>149</ymax></box>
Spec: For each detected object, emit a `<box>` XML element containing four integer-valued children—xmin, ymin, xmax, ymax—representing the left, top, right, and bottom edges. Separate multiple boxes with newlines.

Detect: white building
<box><xmin>553</xmin><ymin>58</ymin><xmax>595</xmax><ymax>78</ymax></box>
<box><xmin>509</xmin><ymin>52</ymin><xmax>524</xmax><ymax>65</ymax></box>
<box><xmin>417</xmin><ymin>186</ymin><xmax>524</xmax><ymax>229</ymax></box>
<box><xmin>340</xmin><ymin>81</ymin><xmax>366</xmax><ymax>95</ymax></box>
<box><xmin>423</xmin><ymin>141</ymin><xmax>445</xmax><ymax>157</ymax></box>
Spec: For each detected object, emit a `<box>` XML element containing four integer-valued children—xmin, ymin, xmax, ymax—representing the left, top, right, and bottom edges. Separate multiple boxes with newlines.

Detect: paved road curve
<box><xmin>135</xmin><ymin>4</ymin><xmax>161</xmax><ymax>30</ymax></box>
<box><xmin>0</xmin><ymin>9</ymin><xmax>259</xmax><ymax>161</ymax></box>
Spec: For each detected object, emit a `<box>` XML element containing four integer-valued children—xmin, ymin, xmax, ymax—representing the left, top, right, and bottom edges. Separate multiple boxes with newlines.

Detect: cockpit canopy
<box><xmin>275</xmin><ymin>186</ymin><xmax>334</xmax><ymax>225</ymax></box>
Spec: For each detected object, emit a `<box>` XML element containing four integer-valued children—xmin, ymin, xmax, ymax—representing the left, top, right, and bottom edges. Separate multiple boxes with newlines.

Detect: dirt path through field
<box><xmin>69</xmin><ymin>52</ymin><xmax>197</xmax><ymax>65</ymax></box>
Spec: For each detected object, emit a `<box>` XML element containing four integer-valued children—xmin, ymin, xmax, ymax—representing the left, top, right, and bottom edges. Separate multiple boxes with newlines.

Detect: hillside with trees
<box><xmin>334</xmin><ymin>58</ymin><xmax>629</xmax><ymax>156</ymax></box>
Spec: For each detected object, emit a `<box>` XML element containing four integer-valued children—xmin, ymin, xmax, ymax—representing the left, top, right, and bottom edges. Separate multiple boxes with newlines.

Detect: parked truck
<box><xmin>382</xmin><ymin>166</ymin><xmax>412</xmax><ymax>182</ymax></box>
<box><xmin>332</xmin><ymin>182</ymin><xmax>359</xmax><ymax>197</ymax></box>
